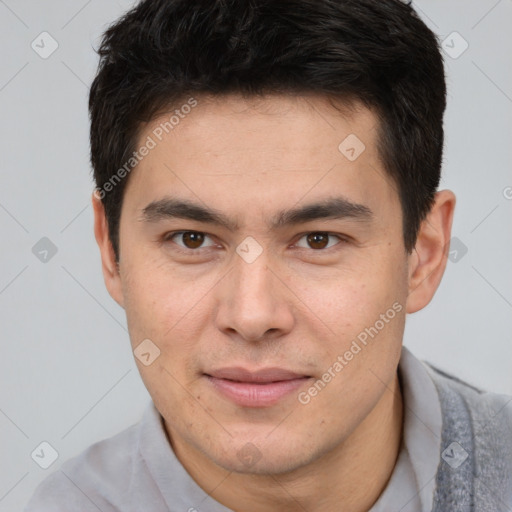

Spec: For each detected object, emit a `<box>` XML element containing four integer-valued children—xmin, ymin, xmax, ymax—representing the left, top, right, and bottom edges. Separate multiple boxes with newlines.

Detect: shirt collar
<box><xmin>370</xmin><ymin>346</ymin><xmax>443</xmax><ymax>511</ymax></box>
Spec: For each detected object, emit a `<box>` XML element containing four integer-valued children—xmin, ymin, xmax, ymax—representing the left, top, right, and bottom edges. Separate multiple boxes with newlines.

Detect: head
<box><xmin>91</xmin><ymin>0</ymin><xmax>454</xmax><ymax>475</ymax></box>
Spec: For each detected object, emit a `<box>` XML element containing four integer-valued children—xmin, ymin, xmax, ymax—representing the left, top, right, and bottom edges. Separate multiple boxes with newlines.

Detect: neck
<box><xmin>168</xmin><ymin>373</ymin><xmax>403</xmax><ymax>512</ymax></box>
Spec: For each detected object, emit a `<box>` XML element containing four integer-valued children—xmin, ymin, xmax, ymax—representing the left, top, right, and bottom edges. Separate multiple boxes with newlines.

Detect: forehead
<box><xmin>123</xmin><ymin>93</ymin><xmax>398</xmax><ymax>223</ymax></box>
<box><xmin>144</xmin><ymin>92</ymin><xmax>379</xmax><ymax>158</ymax></box>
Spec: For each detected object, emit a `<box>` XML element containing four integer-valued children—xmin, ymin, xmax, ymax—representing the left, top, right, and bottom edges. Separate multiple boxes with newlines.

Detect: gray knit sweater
<box><xmin>429</xmin><ymin>364</ymin><xmax>512</xmax><ymax>511</ymax></box>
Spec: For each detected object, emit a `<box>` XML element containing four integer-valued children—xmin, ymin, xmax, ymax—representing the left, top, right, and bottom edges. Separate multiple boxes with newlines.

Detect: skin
<box><xmin>93</xmin><ymin>93</ymin><xmax>455</xmax><ymax>512</ymax></box>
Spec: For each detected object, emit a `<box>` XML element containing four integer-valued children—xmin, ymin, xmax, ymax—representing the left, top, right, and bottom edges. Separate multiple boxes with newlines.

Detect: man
<box><xmin>25</xmin><ymin>0</ymin><xmax>512</xmax><ymax>511</ymax></box>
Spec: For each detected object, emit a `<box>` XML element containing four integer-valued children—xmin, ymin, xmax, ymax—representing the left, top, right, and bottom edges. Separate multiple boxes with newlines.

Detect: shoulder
<box><xmin>24</xmin><ymin>420</ymin><xmax>141</xmax><ymax>512</ymax></box>
<box><xmin>426</xmin><ymin>363</ymin><xmax>512</xmax><ymax>507</ymax></box>
<box><xmin>426</xmin><ymin>362</ymin><xmax>512</xmax><ymax>429</ymax></box>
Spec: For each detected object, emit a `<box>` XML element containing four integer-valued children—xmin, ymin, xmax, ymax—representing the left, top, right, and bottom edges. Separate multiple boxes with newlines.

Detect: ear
<box><xmin>406</xmin><ymin>190</ymin><xmax>456</xmax><ymax>314</ymax></box>
<box><xmin>92</xmin><ymin>192</ymin><xmax>125</xmax><ymax>309</ymax></box>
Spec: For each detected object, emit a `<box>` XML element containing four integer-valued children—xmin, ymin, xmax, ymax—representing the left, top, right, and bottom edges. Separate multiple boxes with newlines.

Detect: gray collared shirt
<box><xmin>370</xmin><ymin>347</ymin><xmax>442</xmax><ymax>511</ymax></box>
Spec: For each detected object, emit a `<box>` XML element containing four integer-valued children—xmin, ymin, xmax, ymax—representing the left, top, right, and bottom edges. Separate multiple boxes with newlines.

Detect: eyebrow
<box><xmin>272</xmin><ymin>197</ymin><xmax>373</xmax><ymax>227</ymax></box>
<box><xmin>140</xmin><ymin>196</ymin><xmax>373</xmax><ymax>230</ymax></box>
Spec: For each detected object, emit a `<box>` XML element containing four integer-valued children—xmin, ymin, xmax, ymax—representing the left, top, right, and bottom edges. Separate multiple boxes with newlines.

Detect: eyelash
<box><xmin>161</xmin><ymin>230</ymin><xmax>350</xmax><ymax>254</ymax></box>
<box><xmin>162</xmin><ymin>231</ymin><xmax>218</xmax><ymax>253</ymax></box>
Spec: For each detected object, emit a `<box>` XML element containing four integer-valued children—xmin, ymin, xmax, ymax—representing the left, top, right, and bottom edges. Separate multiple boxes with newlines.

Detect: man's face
<box><xmin>115</xmin><ymin>93</ymin><xmax>410</xmax><ymax>474</ymax></box>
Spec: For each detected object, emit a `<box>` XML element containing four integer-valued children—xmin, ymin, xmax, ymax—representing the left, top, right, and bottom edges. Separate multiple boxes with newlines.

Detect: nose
<box><xmin>214</xmin><ymin>251</ymin><xmax>295</xmax><ymax>343</ymax></box>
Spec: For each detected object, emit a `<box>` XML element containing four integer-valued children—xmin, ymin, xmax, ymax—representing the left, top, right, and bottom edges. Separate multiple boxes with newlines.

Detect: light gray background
<box><xmin>1</xmin><ymin>0</ymin><xmax>511</xmax><ymax>509</ymax></box>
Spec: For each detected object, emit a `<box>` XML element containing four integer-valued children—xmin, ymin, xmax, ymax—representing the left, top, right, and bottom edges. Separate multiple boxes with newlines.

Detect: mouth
<box><xmin>204</xmin><ymin>367</ymin><xmax>313</xmax><ymax>407</ymax></box>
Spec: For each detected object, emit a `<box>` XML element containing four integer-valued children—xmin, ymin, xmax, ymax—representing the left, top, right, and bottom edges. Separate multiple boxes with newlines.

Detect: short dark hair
<box><xmin>89</xmin><ymin>0</ymin><xmax>446</xmax><ymax>260</ymax></box>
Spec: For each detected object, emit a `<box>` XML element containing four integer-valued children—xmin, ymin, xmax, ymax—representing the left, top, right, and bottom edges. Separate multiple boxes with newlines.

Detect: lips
<box><xmin>205</xmin><ymin>367</ymin><xmax>312</xmax><ymax>407</ymax></box>
<box><xmin>207</xmin><ymin>367</ymin><xmax>308</xmax><ymax>383</ymax></box>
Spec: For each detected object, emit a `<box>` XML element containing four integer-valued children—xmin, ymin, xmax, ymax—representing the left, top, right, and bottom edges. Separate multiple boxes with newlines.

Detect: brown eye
<box><xmin>306</xmin><ymin>232</ymin><xmax>330</xmax><ymax>249</ymax></box>
<box><xmin>295</xmin><ymin>232</ymin><xmax>345</xmax><ymax>251</ymax></box>
<box><xmin>163</xmin><ymin>230</ymin><xmax>217</xmax><ymax>254</ymax></box>
<box><xmin>181</xmin><ymin>231</ymin><xmax>205</xmax><ymax>249</ymax></box>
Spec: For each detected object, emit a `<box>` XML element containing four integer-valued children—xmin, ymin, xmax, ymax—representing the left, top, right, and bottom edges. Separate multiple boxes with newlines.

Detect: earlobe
<box><xmin>406</xmin><ymin>190</ymin><xmax>456</xmax><ymax>314</ymax></box>
<box><xmin>92</xmin><ymin>192</ymin><xmax>125</xmax><ymax>309</ymax></box>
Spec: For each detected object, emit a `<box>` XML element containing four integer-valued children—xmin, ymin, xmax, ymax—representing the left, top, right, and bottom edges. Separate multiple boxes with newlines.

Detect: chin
<box><xmin>217</xmin><ymin>451</ymin><xmax>311</xmax><ymax>476</ymax></box>
<box><xmin>205</xmin><ymin>432</ymin><xmax>321</xmax><ymax>476</ymax></box>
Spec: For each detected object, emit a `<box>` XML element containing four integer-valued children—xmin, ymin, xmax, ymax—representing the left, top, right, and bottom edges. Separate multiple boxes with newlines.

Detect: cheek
<box><xmin>119</xmin><ymin>257</ymin><xmax>220</xmax><ymax>394</ymax></box>
<box><xmin>291</xmin><ymin>260</ymin><xmax>404</xmax><ymax>328</ymax></box>
<box><xmin>120</xmin><ymin>253</ymin><xmax>204</xmax><ymax>340</ymax></box>
<box><xmin>287</xmin><ymin>255</ymin><xmax>408</xmax><ymax>384</ymax></box>
<box><xmin>121</xmin><ymin>262</ymin><xmax>206</xmax><ymax>408</ymax></box>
